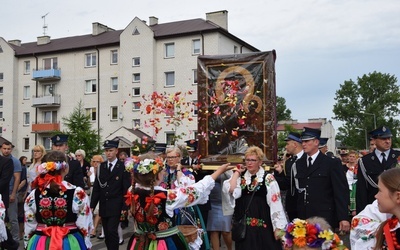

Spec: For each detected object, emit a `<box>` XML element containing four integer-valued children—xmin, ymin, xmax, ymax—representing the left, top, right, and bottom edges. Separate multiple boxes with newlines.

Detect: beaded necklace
<box><xmin>386</xmin><ymin>216</ymin><xmax>400</xmax><ymax>249</ymax></box>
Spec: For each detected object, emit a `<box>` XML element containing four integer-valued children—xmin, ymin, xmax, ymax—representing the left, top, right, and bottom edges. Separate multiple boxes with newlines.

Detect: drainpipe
<box><xmin>34</xmin><ymin>54</ymin><xmax>38</xmax><ymax>145</ymax></box>
<box><xmin>95</xmin><ymin>47</ymin><xmax>100</xmax><ymax>151</ymax></box>
<box><xmin>201</xmin><ymin>33</ymin><xmax>204</xmax><ymax>55</ymax></box>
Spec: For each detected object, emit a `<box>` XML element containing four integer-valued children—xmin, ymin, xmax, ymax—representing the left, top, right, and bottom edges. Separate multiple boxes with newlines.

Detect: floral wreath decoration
<box><xmin>283</xmin><ymin>218</ymin><xmax>348</xmax><ymax>250</ymax></box>
<box><xmin>37</xmin><ymin>161</ymin><xmax>68</xmax><ymax>175</ymax></box>
<box><xmin>125</xmin><ymin>156</ymin><xmax>165</xmax><ymax>175</ymax></box>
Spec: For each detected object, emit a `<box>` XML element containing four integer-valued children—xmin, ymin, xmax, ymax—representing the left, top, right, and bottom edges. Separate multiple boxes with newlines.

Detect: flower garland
<box><xmin>283</xmin><ymin>218</ymin><xmax>348</xmax><ymax>250</ymax></box>
<box><xmin>125</xmin><ymin>156</ymin><xmax>164</xmax><ymax>175</ymax></box>
<box><xmin>37</xmin><ymin>162</ymin><xmax>68</xmax><ymax>174</ymax></box>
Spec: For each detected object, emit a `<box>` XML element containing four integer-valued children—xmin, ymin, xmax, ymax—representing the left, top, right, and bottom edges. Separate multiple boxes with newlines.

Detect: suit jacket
<box><xmin>90</xmin><ymin>160</ymin><xmax>131</xmax><ymax>217</ymax></box>
<box><xmin>356</xmin><ymin>148</ymin><xmax>400</xmax><ymax>213</ymax></box>
<box><xmin>65</xmin><ymin>158</ymin><xmax>85</xmax><ymax>188</ymax></box>
<box><xmin>295</xmin><ymin>152</ymin><xmax>349</xmax><ymax>228</ymax></box>
<box><xmin>0</xmin><ymin>155</ymin><xmax>14</xmax><ymax>208</ymax></box>
<box><xmin>180</xmin><ymin>156</ymin><xmax>199</xmax><ymax>167</ymax></box>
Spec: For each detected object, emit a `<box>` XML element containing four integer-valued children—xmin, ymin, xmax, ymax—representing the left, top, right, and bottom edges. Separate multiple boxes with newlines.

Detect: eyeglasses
<box><xmin>245</xmin><ymin>159</ymin><xmax>258</xmax><ymax>162</ymax></box>
<box><xmin>33</xmin><ymin>150</ymin><xmax>42</xmax><ymax>153</ymax></box>
<box><xmin>91</xmin><ymin>160</ymin><xmax>100</xmax><ymax>163</ymax></box>
<box><xmin>166</xmin><ymin>156</ymin><xmax>179</xmax><ymax>159</ymax></box>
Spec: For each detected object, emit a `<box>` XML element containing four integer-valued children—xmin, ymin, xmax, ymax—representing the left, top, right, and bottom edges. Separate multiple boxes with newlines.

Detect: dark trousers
<box><xmin>0</xmin><ymin>228</ymin><xmax>19</xmax><ymax>250</ymax></box>
<box><xmin>102</xmin><ymin>216</ymin><xmax>120</xmax><ymax>250</ymax></box>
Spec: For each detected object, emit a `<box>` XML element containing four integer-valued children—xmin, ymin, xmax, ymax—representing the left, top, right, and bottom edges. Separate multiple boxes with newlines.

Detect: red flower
<box><xmin>76</xmin><ymin>190</ymin><xmax>86</xmax><ymax>200</ymax></box>
<box><xmin>54</xmin><ymin>210</ymin><xmax>67</xmax><ymax>218</ymax></box>
<box><xmin>135</xmin><ymin>212</ymin><xmax>145</xmax><ymax>222</ymax></box>
<box><xmin>168</xmin><ymin>192</ymin><xmax>177</xmax><ymax>200</ymax></box>
<box><xmin>271</xmin><ymin>194</ymin><xmax>278</xmax><ymax>202</ymax></box>
<box><xmin>41</xmin><ymin>209</ymin><xmax>52</xmax><ymax>219</ymax></box>
<box><xmin>39</xmin><ymin>198</ymin><xmax>51</xmax><ymax>208</ymax></box>
<box><xmin>250</xmin><ymin>218</ymin><xmax>258</xmax><ymax>226</ymax></box>
<box><xmin>188</xmin><ymin>194</ymin><xmax>195</xmax><ymax>203</ymax></box>
<box><xmin>158</xmin><ymin>222</ymin><xmax>169</xmax><ymax>231</ymax></box>
<box><xmin>147</xmin><ymin>216</ymin><xmax>158</xmax><ymax>225</ymax></box>
<box><xmin>54</xmin><ymin>198</ymin><xmax>67</xmax><ymax>208</ymax></box>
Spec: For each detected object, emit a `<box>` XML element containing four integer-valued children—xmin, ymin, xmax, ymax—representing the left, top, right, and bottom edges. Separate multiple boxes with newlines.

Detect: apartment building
<box><xmin>0</xmin><ymin>10</ymin><xmax>259</xmax><ymax>158</ymax></box>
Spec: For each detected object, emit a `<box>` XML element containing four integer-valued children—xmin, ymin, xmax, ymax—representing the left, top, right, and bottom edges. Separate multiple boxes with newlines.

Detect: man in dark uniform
<box><xmin>295</xmin><ymin>127</ymin><xmax>350</xmax><ymax>231</ymax></box>
<box><xmin>90</xmin><ymin>140</ymin><xmax>131</xmax><ymax>249</ymax></box>
<box><xmin>275</xmin><ymin>132</ymin><xmax>305</xmax><ymax>221</ymax></box>
<box><xmin>356</xmin><ymin>126</ymin><xmax>400</xmax><ymax>213</ymax></box>
<box><xmin>51</xmin><ymin>134</ymin><xmax>85</xmax><ymax>188</ymax></box>
<box><xmin>318</xmin><ymin>137</ymin><xmax>328</xmax><ymax>154</ymax></box>
<box><xmin>181</xmin><ymin>140</ymin><xmax>199</xmax><ymax>167</ymax></box>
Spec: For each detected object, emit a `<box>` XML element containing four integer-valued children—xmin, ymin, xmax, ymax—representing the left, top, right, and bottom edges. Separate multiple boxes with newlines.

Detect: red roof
<box><xmin>277</xmin><ymin>122</ymin><xmax>322</xmax><ymax>131</ymax></box>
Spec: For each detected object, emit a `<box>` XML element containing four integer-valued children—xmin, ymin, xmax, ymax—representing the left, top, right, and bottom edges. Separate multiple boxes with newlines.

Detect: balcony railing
<box><xmin>32</xmin><ymin>122</ymin><xmax>60</xmax><ymax>133</ymax></box>
<box><xmin>32</xmin><ymin>95</ymin><xmax>61</xmax><ymax>107</ymax></box>
<box><xmin>32</xmin><ymin>68</ymin><xmax>61</xmax><ymax>81</ymax></box>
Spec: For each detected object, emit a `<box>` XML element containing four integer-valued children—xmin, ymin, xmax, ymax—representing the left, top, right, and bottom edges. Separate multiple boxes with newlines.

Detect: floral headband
<box><xmin>283</xmin><ymin>218</ymin><xmax>348</xmax><ymax>250</ymax></box>
<box><xmin>125</xmin><ymin>156</ymin><xmax>164</xmax><ymax>175</ymax></box>
<box><xmin>37</xmin><ymin>161</ymin><xmax>68</xmax><ymax>175</ymax></box>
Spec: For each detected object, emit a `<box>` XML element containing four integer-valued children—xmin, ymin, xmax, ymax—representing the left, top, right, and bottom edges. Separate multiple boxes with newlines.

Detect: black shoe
<box><xmin>90</xmin><ymin>234</ymin><xmax>96</xmax><ymax>238</ymax></box>
<box><xmin>97</xmin><ymin>235</ymin><xmax>105</xmax><ymax>240</ymax></box>
<box><xmin>119</xmin><ymin>239</ymin><xmax>124</xmax><ymax>245</ymax></box>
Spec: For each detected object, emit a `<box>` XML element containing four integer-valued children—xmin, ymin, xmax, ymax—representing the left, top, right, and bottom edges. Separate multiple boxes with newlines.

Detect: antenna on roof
<box><xmin>41</xmin><ymin>12</ymin><xmax>49</xmax><ymax>36</ymax></box>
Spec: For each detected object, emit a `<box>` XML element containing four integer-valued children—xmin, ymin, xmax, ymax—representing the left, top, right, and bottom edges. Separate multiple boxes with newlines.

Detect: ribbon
<box><xmin>145</xmin><ymin>192</ymin><xmax>166</xmax><ymax>211</ymax></box>
<box><xmin>124</xmin><ymin>192</ymin><xmax>139</xmax><ymax>206</ymax></box>
<box><xmin>32</xmin><ymin>174</ymin><xmax>67</xmax><ymax>192</ymax></box>
<box><xmin>42</xmin><ymin>226</ymin><xmax>69</xmax><ymax>250</ymax></box>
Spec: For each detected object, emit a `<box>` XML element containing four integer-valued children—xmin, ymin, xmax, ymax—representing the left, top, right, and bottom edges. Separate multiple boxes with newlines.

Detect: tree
<box><xmin>61</xmin><ymin>100</ymin><xmax>102</xmax><ymax>159</ymax></box>
<box><xmin>276</xmin><ymin>96</ymin><xmax>292</xmax><ymax>121</ymax></box>
<box><xmin>333</xmin><ymin>71</ymin><xmax>400</xmax><ymax>149</ymax></box>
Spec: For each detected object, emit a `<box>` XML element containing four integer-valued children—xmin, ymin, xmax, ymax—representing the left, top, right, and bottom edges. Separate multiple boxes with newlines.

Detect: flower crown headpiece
<box><xmin>283</xmin><ymin>218</ymin><xmax>348</xmax><ymax>250</ymax></box>
<box><xmin>37</xmin><ymin>161</ymin><xmax>68</xmax><ymax>175</ymax></box>
<box><xmin>125</xmin><ymin>156</ymin><xmax>164</xmax><ymax>175</ymax></box>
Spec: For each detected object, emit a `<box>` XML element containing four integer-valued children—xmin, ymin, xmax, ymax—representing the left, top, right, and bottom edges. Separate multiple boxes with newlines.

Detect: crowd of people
<box><xmin>0</xmin><ymin>125</ymin><xmax>400</xmax><ymax>249</ymax></box>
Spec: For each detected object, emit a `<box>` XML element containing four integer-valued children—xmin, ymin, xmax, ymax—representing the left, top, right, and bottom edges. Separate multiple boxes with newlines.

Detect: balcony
<box><xmin>32</xmin><ymin>95</ymin><xmax>61</xmax><ymax>107</ymax></box>
<box><xmin>32</xmin><ymin>68</ymin><xmax>61</xmax><ymax>81</ymax></box>
<box><xmin>32</xmin><ymin>122</ymin><xmax>60</xmax><ymax>133</ymax></box>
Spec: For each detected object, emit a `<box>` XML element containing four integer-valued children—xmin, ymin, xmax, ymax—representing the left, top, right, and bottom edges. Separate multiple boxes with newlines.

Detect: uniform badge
<box><xmin>116</xmin><ymin>176</ymin><xmax>119</xmax><ymax>180</ymax></box>
<box><xmin>56</xmin><ymin>136</ymin><xmax>60</xmax><ymax>141</ymax></box>
<box><xmin>383</xmin><ymin>126</ymin><xmax>386</xmax><ymax>132</ymax></box>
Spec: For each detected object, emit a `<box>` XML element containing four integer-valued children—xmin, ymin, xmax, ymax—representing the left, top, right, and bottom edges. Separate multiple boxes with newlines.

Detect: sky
<box><xmin>2</xmin><ymin>0</ymin><xmax>400</xmax><ymax>131</ymax></box>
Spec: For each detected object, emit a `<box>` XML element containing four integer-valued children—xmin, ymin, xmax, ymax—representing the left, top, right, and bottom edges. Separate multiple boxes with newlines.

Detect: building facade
<box><xmin>0</xmin><ymin>10</ymin><xmax>259</xmax><ymax>158</ymax></box>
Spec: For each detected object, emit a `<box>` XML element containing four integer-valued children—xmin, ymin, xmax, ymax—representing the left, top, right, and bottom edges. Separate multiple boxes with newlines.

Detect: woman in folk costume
<box><xmin>124</xmin><ymin>155</ymin><xmax>233</xmax><ymax>250</ymax></box>
<box><xmin>222</xmin><ymin>146</ymin><xmax>287</xmax><ymax>250</ymax></box>
<box><xmin>24</xmin><ymin>150</ymin><xmax>93</xmax><ymax>249</ymax></box>
<box><xmin>350</xmin><ymin>167</ymin><xmax>400</xmax><ymax>249</ymax></box>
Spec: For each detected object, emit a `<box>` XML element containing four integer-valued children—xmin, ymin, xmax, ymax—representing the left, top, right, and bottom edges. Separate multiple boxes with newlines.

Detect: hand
<box><xmin>236</xmin><ymin>164</ymin><xmax>246</xmax><ymax>174</ymax></box>
<box><xmin>339</xmin><ymin>220</ymin><xmax>350</xmax><ymax>233</ymax></box>
<box><xmin>211</xmin><ymin>163</ymin><xmax>233</xmax><ymax>180</ymax></box>
<box><xmin>10</xmin><ymin>194</ymin><xmax>16</xmax><ymax>203</ymax></box>
<box><xmin>192</xmin><ymin>164</ymin><xmax>202</xmax><ymax>171</ymax></box>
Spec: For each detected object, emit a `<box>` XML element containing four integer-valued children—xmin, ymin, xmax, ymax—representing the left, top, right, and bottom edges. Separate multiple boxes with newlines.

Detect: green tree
<box><xmin>277</xmin><ymin>124</ymin><xmax>297</xmax><ymax>151</ymax></box>
<box><xmin>276</xmin><ymin>96</ymin><xmax>292</xmax><ymax>121</ymax></box>
<box><xmin>333</xmin><ymin>71</ymin><xmax>400</xmax><ymax>149</ymax></box>
<box><xmin>61</xmin><ymin>101</ymin><xmax>102</xmax><ymax>159</ymax></box>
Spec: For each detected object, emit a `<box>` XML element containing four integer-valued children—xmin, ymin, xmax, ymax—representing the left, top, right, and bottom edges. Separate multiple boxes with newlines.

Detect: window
<box><xmin>192</xmin><ymin>39</ymin><xmax>201</xmax><ymax>54</ymax></box>
<box><xmin>0</xmin><ymin>127</ymin><xmax>2</xmax><ymax>136</ymax></box>
<box><xmin>85</xmin><ymin>53</ymin><xmax>97</xmax><ymax>67</ymax></box>
<box><xmin>234</xmin><ymin>45</ymin><xmax>238</xmax><ymax>54</ymax></box>
<box><xmin>86</xmin><ymin>108</ymin><xmax>97</xmax><ymax>121</ymax></box>
<box><xmin>23</xmin><ymin>138</ymin><xmax>30</xmax><ymax>151</ymax></box>
<box><xmin>133</xmin><ymin>73</ymin><xmax>140</xmax><ymax>82</ymax></box>
<box><xmin>0</xmin><ymin>112</ymin><xmax>3</xmax><ymax>119</ymax></box>
<box><xmin>43</xmin><ymin>57</ymin><xmax>58</xmax><ymax>70</ymax></box>
<box><xmin>166</xmin><ymin>132</ymin><xmax>175</xmax><ymax>145</ymax></box>
<box><xmin>0</xmin><ymin>73</ymin><xmax>3</xmax><ymax>81</ymax></box>
<box><xmin>43</xmin><ymin>111</ymin><xmax>57</xmax><ymax>123</ymax></box>
<box><xmin>193</xmin><ymin>69</ymin><xmax>198</xmax><ymax>85</ymax></box>
<box><xmin>0</xmin><ymin>46</ymin><xmax>2</xmax><ymax>53</ymax></box>
<box><xmin>192</xmin><ymin>100</ymin><xmax>198</xmax><ymax>116</ymax></box>
<box><xmin>111</xmin><ymin>50</ymin><xmax>118</xmax><ymax>64</ymax></box>
<box><xmin>132</xmin><ymin>57</ymin><xmax>140</xmax><ymax>67</ymax></box>
<box><xmin>23</xmin><ymin>112</ymin><xmax>30</xmax><ymax>125</ymax></box>
<box><xmin>23</xmin><ymin>86</ymin><xmax>30</xmax><ymax>99</ymax></box>
<box><xmin>132</xmin><ymin>87</ymin><xmax>140</xmax><ymax>96</ymax></box>
<box><xmin>132</xmin><ymin>102</ymin><xmax>141</xmax><ymax>111</ymax></box>
<box><xmin>0</xmin><ymin>87</ymin><xmax>3</xmax><ymax>94</ymax></box>
<box><xmin>165</xmin><ymin>72</ymin><xmax>175</xmax><ymax>87</ymax></box>
<box><xmin>24</xmin><ymin>61</ymin><xmax>31</xmax><ymax>74</ymax></box>
<box><xmin>110</xmin><ymin>106</ymin><xmax>118</xmax><ymax>120</ymax></box>
<box><xmin>43</xmin><ymin>84</ymin><xmax>55</xmax><ymax>96</ymax></box>
<box><xmin>43</xmin><ymin>137</ymin><xmax>51</xmax><ymax>150</ymax></box>
<box><xmin>132</xmin><ymin>119</ymin><xmax>140</xmax><ymax>128</ymax></box>
<box><xmin>0</xmin><ymin>99</ymin><xmax>3</xmax><ymax>107</ymax></box>
<box><xmin>111</xmin><ymin>77</ymin><xmax>118</xmax><ymax>92</ymax></box>
<box><xmin>165</xmin><ymin>43</ymin><xmax>175</xmax><ymax>58</ymax></box>
<box><xmin>85</xmin><ymin>80</ymin><xmax>97</xmax><ymax>93</ymax></box>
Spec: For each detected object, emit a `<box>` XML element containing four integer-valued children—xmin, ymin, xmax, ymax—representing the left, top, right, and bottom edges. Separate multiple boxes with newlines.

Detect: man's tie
<box><xmin>381</xmin><ymin>152</ymin><xmax>387</xmax><ymax>166</ymax></box>
<box><xmin>308</xmin><ymin>156</ymin><xmax>312</xmax><ymax>167</ymax></box>
<box><xmin>108</xmin><ymin>162</ymin><xmax>113</xmax><ymax>173</ymax></box>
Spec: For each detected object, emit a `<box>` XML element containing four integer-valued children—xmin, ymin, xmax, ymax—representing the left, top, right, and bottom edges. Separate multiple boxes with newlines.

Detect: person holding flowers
<box><xmin>124</xmin><ymin>154</ymin><xmax>233</xmax><ymax>250</ymax></box>
<box><xmin>223</xmin><ymin>146</ymin><xmax>287</xmax><ymax>249</ymax></box>
<box><xmin>283</xmin><ymin>217</ymin><xmax>348</xmax><ymax>250</ymax></box>
<box><xmin>24</xmin><ymin>150</ymin><xmax>93</xmax><ymax>250</ymax></box>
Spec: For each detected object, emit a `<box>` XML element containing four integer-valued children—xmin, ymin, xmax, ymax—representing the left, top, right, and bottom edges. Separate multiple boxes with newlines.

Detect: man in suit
<box><xmin>275</xmin><ymin>132</ymin><xmax>305</xmax><ymax>221</ymax></box>
<box><xmin>181</xmin><ymin>140</ymin><xmax>199</xmax><ymax>167</ymax></box>
<box><xmin>356</xmin><ymin>126</ymin><xmax>400</xmax><ymax>213</ymax></box>
<box><xmin>90</xmin><ymin>140</ymin><xmax>131</xmax><ymax>249</ymax></box>
<box><xmin>51</xmin><ymin>134</ymin><xmax>85</xmax><ymax>188</ymax></box>
<box><xmin>295</xmin><ymin>127</ymin><xmax>350</xmax><ymax>231</ymax></box>
<box><xmin>0</xmin><ymin>151</ymin><xmax>19</xmax><ymax>249</ymax></box>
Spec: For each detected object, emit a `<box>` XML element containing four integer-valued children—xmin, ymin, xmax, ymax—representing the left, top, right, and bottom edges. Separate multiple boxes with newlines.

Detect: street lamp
<box><xmin>360</xmin><ymin>111</ymin><xmax>377</xmax><ymax>129</ymax></box>
<box><xmin>356</xmin><ymin>128</ymin><xmax>368</xmax><ymax>150</ymax></box>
